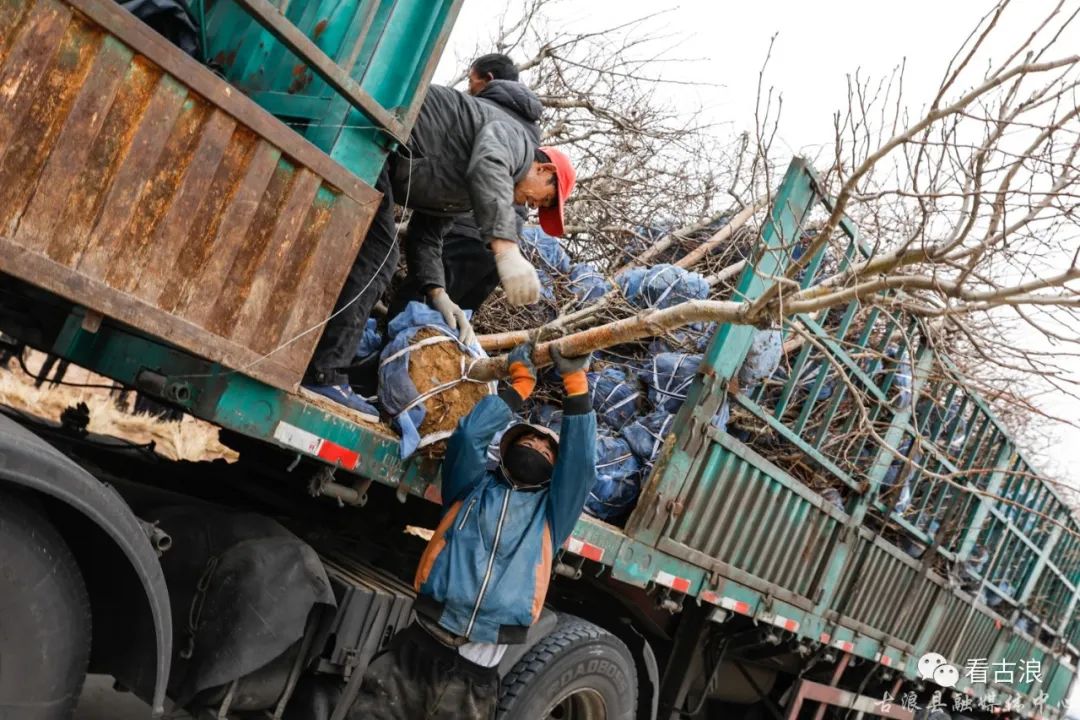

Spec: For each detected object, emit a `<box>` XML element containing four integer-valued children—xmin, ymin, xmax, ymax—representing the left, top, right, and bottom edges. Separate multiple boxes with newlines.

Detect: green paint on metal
<box><xmin>204</xmin><ymin>0</ymin><xmax>460</xmax><ymax>186</ymax></box>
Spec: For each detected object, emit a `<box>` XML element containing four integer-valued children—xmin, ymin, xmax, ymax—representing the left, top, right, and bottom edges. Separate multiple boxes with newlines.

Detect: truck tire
<box><xmin>0</xmin><ymin>490</ymin><xmax>92</xmax><ymax>719</ymax></box>
<box><xmin>497</xmin><ymin>614</ymin><xmax>637</xmax><ymax>720</ymax></box>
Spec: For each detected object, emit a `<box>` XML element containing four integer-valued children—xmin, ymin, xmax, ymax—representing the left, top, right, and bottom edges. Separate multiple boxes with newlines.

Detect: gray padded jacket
<box><xmin>390</xmin><ymin>82</ymin><xmax>542</xmax><ymax>290</ymax></box>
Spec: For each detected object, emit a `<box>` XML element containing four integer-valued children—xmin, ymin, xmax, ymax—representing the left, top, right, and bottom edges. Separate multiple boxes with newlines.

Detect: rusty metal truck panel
<box><xmin>0</xmin><ymin>0</ymin><xmax>379</xmax><ymax>390</ymax></box>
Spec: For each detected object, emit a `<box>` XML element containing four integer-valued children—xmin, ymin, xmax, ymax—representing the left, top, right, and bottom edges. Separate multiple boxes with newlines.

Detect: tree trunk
<box><xmin>468</xmin><ymin>299</ymin><xmax>745</xmax><ymax>380</ymax></box>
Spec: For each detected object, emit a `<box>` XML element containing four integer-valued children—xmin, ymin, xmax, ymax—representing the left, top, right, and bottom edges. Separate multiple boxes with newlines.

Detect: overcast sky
<box><xmin>437</xmin><ymin>0</ymin><xmax>1080</xmax><ymax>496</ymax></box>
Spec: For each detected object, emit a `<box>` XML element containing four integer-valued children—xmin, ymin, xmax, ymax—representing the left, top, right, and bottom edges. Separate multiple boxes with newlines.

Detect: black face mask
<box><xmin>502</xmin><ymin>444</ymin><xmax>554</xmax><ymax>489</ymax></box>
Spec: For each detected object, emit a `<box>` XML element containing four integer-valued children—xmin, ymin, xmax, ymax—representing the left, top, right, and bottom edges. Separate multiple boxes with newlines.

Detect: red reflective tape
<box><xmin>764</xmin><ymin>613</ymin><xmax>799</xmax><ymax>630</ymax></box>
<box><xmin>656</xmin><ymin>571</ymin><xmax>691</xmax><ymax>593</ymax></box>
<box><xmin>720</xmin><ymin>597</ymin><xmax>751</xmax><ymax>615</ymax></box>
<box><xmin>565</xmin><ymin>537</ymin><xmax>605</xmax><ymax>562</ymax></box>
<box><xmin>881</xmin><ymin>654</ymin><xmax>892</xmax><ymax>666</ymax></box>
<box><xmin>832</xmin><ymin>639</ymin><xmax>854</xmax><ymax>653</ymax></box>
<box><xmin>317</xmin><ymin>439</ymin><xmax>359</xmax><ymax>469</ymax></box>
<box><xmin>274</xmin><ymin>422</ymin><xmax>358</xmax><ymax>469</ymax></box>
<box><xmin>819</xmin><ymin>633</ymin><xmax>831</xmax><ymax>644</ymax></box>
<box><xmin>700</xmin><ymin>591</ymin><xmax>720</xmax><ymax>605</ymax></box>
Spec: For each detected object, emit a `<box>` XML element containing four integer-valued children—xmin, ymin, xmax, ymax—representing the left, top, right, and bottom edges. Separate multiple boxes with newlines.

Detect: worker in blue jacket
<box><xmin>347</xmin><ymin>342</ymin><xmax>596</xmax><ymax>719</ymax></box>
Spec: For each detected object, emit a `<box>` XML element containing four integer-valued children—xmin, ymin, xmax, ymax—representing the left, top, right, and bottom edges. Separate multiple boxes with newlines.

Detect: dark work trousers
<box><xmin>388</xmin><ymin>232</ymin><xmax>500</xmax><ymax>317</ymax></box>
<box><xmin>305</xmin><ymin>162</ymin><xmax>399</xmax><ymax>386</ymax></box>
<box><xmin>346</xmin><ymin>623</ymin><xmax>499</xmax><ymax>720</ymax></box>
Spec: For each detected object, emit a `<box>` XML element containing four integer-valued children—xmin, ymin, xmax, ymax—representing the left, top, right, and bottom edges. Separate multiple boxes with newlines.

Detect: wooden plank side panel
<box><xmin>75</xmin><ymin>72</ymin><xmax>188</xmax><ymax>277</ymax></box>
<box><xmin>0</xmin><ymin>0</ymin><xmax>381</xmax><ymax>390</ymax></box>
<box><xmin>0</xmin><ymin>0</ymin><xmax>35</xmax><ymax>65</ymax></box>
<box><xmin>249</xmin><ymin>188</ymin><xmax>334</xmax><ymax>354</ymax></box>
<box><xmin>156</xmin><ymin>125</ymin><xmax>259</xmax><ymax>312</ymax></box>
<box><xmin>14</xmin><ymin>35</ymin><xmax>133</xmax><ymax>252</ymax></box>
<box><xmin>229</xmin><ymin>168</ymin><xmax>322</xmax><ymax>347</ymax></box>
<box><xmin>104</xmin><ymin>95</ymin><xmax>210</xmax><ymax>291</ymax></box>
<box><xmin>0</xmin><ymin>0</ymin><xmax>71</xmax><ymax>158</ymax></box>
<box><xmin>0</xmin><ymin>14</ymin><xmax>101</xmax><ymax>236</ymax></box>
<box><xmin>0</xmin><ymin>236</ymin><xmax>299</xmax><ymax>389</ymax></box>
<box><xmin>46</xmin><ymin>57</ymin><xmax>159</xmax><ymax>265</ymax></box>
<box><xmin>202</xmin><ymin>154</ymin><xmax>297</xmax><ymax>334</ymax></box>
<box><xmin>277</xmin><ymin>193</ymin><xmax>370</xmax><ymax>370</ymax></box>
<box><xmin>131</xmin><ymin>108</ymin><xmax>237</xmax><ymax>304</ymax></box>
<box><xmin>66</xmin><ymin>0</ymin><xmax>372</xmax><ymax>204</ymax></box>
<box><xmin>176</xmin><ymin>139</ymin><xmax>281</xmax><ymax>319</ymax></box>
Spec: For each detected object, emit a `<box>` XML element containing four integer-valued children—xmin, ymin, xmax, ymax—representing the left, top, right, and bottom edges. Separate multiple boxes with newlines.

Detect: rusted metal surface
<box><xmin>0</xmin><ymin>0</ymin><xmax>379</xmax><ymax>390</ymax></box>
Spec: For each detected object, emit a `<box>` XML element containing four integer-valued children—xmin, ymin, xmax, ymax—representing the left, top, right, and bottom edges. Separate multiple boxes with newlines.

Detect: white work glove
<box><xmin>494</xmin><ymin>244</ymin><xmax>541</xmax><ymax>306</ymax></box>
<box><xmin>429</xmin><ymin>288</ymin><xmax>476</xmax><ymax>347</ymax></box>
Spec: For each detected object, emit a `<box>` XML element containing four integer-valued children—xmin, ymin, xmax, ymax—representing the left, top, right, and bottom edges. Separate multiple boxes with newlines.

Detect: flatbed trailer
<box><xmin>0</xmin><ymin>0</ymin><xmax>1076</xmax><ymax>718</ymax></box>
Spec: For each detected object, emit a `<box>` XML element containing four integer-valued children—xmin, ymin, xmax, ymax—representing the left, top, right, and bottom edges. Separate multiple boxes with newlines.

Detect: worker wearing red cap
<box><xmin>303</xmin><ymin>81</ymin><xmax>577</xmax><ymax>413</ymax></box>
<box><xmin>387</xmin><ymin>55</ymin><xmax>574</xmax><ymax>323</ymax></box>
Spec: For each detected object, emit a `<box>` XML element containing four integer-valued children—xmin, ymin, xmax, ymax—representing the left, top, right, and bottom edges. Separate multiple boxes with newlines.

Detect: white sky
<box><xmin>437</xmin><ymin>0</ymin><xmax>1080</xmax><ymax>496</ymax></box>
<box><xmin>438</xmin><ymin>4</ymin><xmax>1080</xmax><ymax>706</ymax></box>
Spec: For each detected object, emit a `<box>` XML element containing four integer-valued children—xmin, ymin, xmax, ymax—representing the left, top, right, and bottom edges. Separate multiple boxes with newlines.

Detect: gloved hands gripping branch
<box><xmin>428</xmin><ymin>288</ymin><xmax>476</xmax><ymax>347</ymax></box>
<box><xmin>550</xmin><ymin>345</ymin><xmax>591</xmax><ymax>399</ymax></box>
<box><xmin>493</xmin><ymin>243</ymin><xmax>541</xmax><ymax>306</ymax></box>
<box><xmin>505</xmin><ymin>342</ymin><xmax>538</xmax><ymax>401</ymax></box>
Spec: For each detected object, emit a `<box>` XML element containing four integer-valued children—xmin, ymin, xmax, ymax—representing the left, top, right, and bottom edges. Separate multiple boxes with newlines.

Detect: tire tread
<box><xmin>497</xmin><ymin>615</ymin><xmax>635</xmax><ymax>716</ymax></box>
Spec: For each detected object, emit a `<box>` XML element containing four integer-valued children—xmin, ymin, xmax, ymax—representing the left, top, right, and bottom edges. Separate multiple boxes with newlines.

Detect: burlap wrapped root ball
<box><xmin>379</xmin><ymin>304</ymin><xmax>493</xmax><ymax>458</ymax></box>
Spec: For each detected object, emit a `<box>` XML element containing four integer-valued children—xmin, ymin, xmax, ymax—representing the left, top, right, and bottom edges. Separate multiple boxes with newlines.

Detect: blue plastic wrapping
<box><xmin>519</xmin><ymin>227</ymin><xmax>571</xmax><ymax>302</ymax></box>
<box><xmin>616</xmin><ymin>264</ymin><xmax>709</xmax><ymax>310</ymax></box>
<box><xmin>378</xmin><ymin>302</ymin><xmax>488</xmax><ymax>458</ymax></box>
<box><xmin>520</xmin><ymin>226</ymin><xmax>572</xmax><ymax>274</ymax></box>
<box><xmin>584</xmin><ymin>436</ymin><xmax>642</xmax><ymax>521</ymax></box>
<box><xmin>875</xmin><ymin>345</ymin><xmax>913</xmax><ymax>408</ymax></box>
<box><xmin>738</xmin><ymin>329</ymin><xmax>783</xmax><ymax>393</ymax></box>
<box><xmin>640</xmin><ymin>353</ymin><xmax>702</xmax><ymax>413</ymax></box>
<box><xmin>569</xmin><ymin>262</ymin><xmax>612</xmax><ymax>305</ymax></box>
<box><xmin>627</xmin><ymin>261</ymin><xmax>714</xmax><ymax>353</ymax></box>
<box><xmin>529</xmin><ymin>403</ymin><xmax>564</xmax><ymax>434</ymax></box>
<box><xmin>820</xmin><ymin>487</ymin><xmax>846</xmax><ymax>513</ymax></box>
<box><xmin>880</xmin><ymin>436</ymin><xmax>916</xmax><ymax>513</ymax></box>
<box><xmin>355</xmin><ymin>318</ymin><xmax>383</xmax><ymax>361</ymax></box>
<box><xmin>982</xmin><ymin>581</ymin><xmax>1015</xmax><ymax>610</ymax></box>
<box><xmin>589</xmin><ymin>367</ymin><xmax>641</xmax><ymax>430</ymax></box>
<box><xmin>621</xmin><ymin>410</ymin><xmax>676</xmax><ymax>468</ymax></box>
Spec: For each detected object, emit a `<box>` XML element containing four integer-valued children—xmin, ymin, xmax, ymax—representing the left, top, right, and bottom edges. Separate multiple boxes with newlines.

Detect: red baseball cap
<box><xmin>537</xmin><ymin>146</ymin><xmax>576</xmax><ymax>237</ymax></box>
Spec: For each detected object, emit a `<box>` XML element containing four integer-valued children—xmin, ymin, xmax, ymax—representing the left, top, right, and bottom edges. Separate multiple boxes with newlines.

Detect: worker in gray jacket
<box><xmin>304</xmin><ymin>83</ymin><xmax>576</xmax><ymax>413</ymax></box>
<box><xmin>388</xmin><ymin>53</ymin><xmax>542</xmax><ymax>319</ymax></box>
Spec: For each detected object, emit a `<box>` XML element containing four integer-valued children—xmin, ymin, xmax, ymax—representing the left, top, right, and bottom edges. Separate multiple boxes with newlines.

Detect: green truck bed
<box><xmin>0</xmin><ymin>0</ymin><xmax>1075</xmax><ymax>714</ymax></box>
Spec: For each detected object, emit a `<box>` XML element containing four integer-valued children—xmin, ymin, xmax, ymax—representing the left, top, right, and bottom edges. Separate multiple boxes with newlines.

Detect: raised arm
<box><xmin>546</xmin><ymin>347</ymin><xmax>597</xmax><ymax>548</ymax></box>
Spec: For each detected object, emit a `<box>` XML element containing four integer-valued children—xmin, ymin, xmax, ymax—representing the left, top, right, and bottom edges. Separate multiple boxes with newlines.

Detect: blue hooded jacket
<box><xmin>413</xmin><ymin>388</ymin><xmax>597</xmax><ymax>644</ymax></box>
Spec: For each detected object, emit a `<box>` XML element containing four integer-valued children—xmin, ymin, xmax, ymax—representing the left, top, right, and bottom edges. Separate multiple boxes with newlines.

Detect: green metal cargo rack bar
<box><xmin>202</xmin><ymin>0</ymin><xmax>462</xmax><ymax>185</ymax></box>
